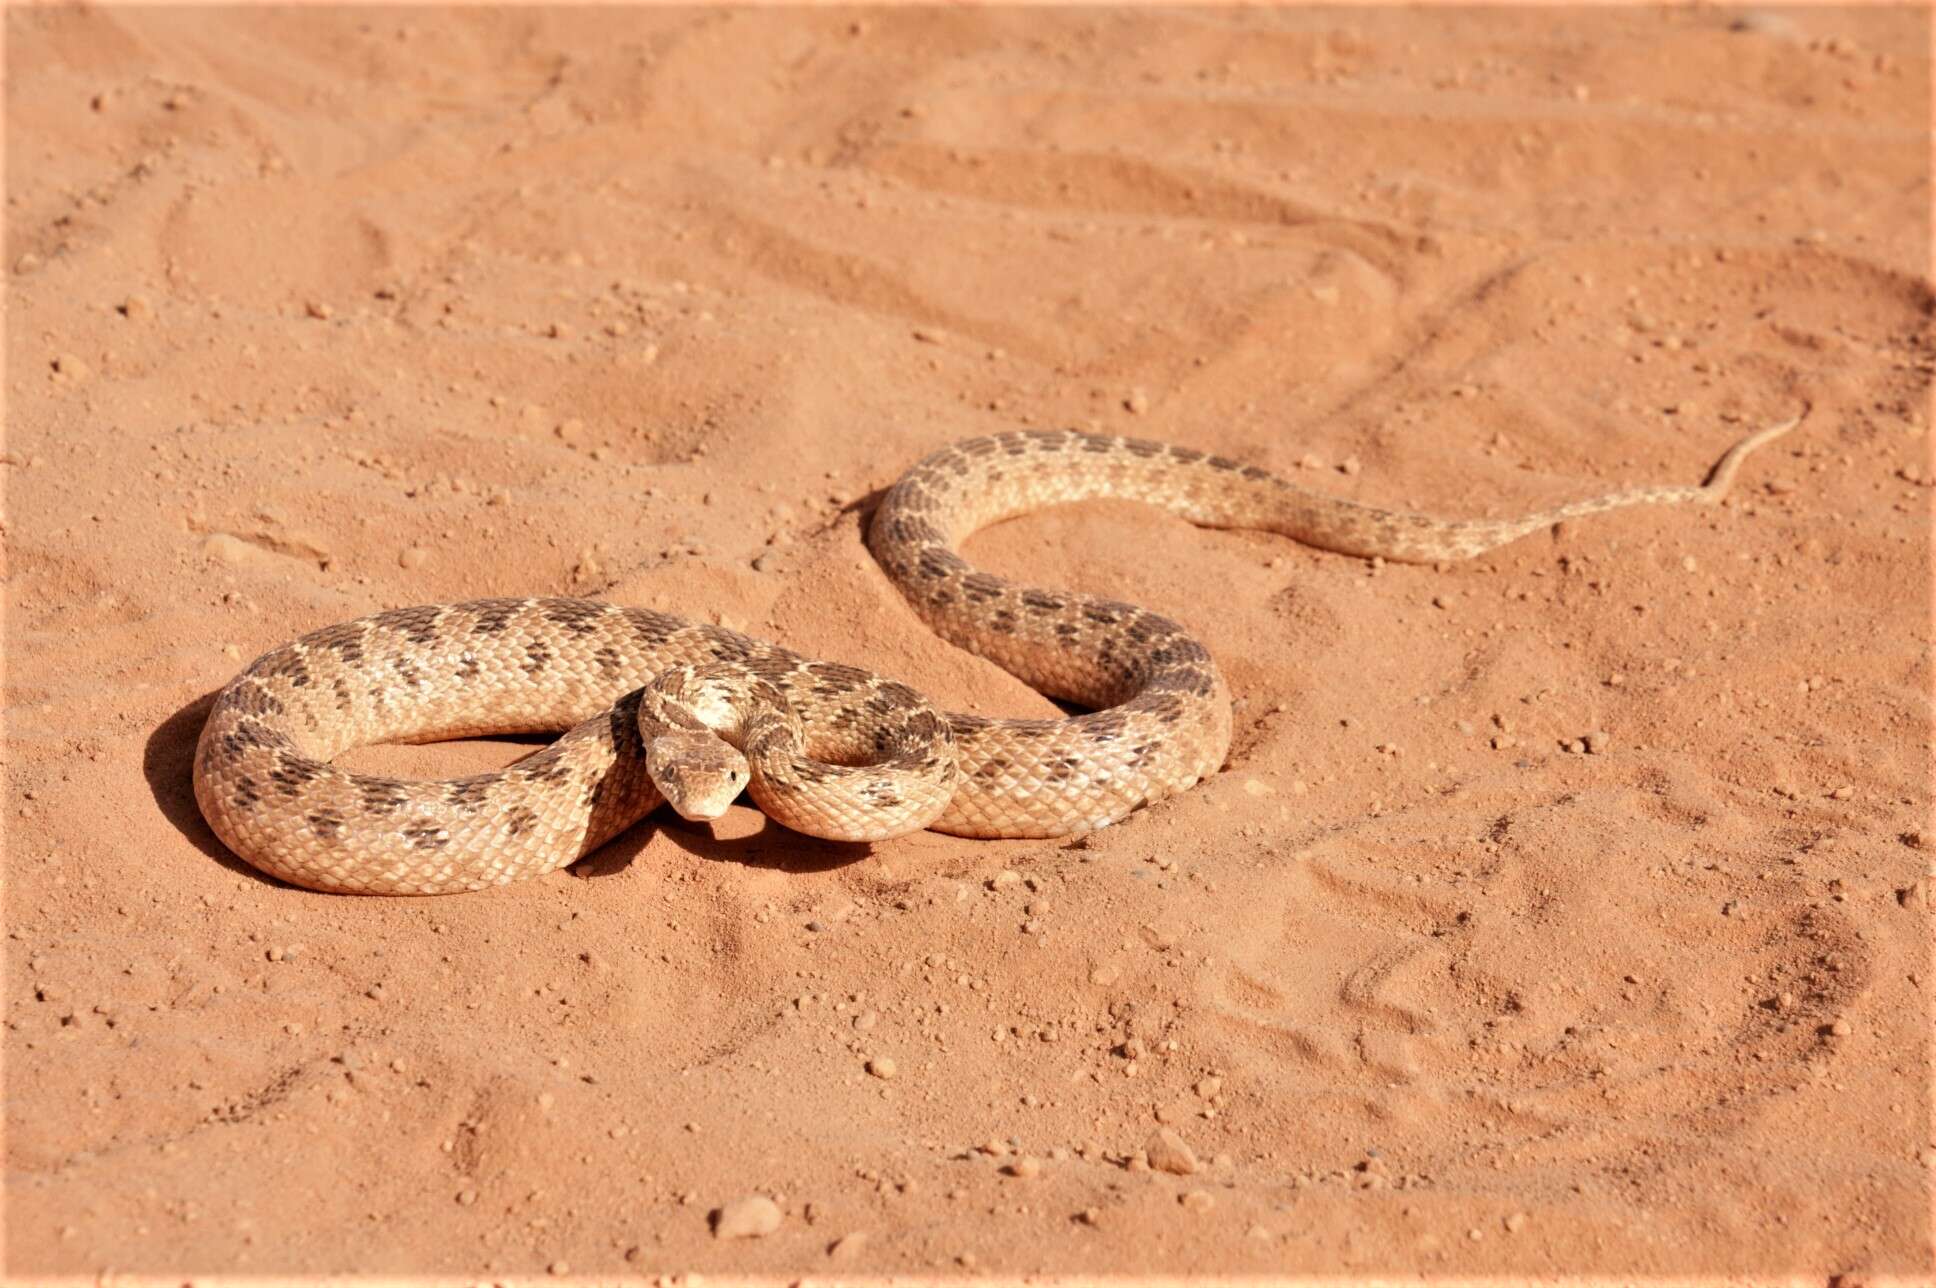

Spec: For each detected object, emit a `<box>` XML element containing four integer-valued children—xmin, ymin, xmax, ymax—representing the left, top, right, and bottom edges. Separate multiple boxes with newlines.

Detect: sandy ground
<box><xmin>5</xmin><ymin>5</ymin><xmax>1932</xmax><ymax>1282</ymax></box>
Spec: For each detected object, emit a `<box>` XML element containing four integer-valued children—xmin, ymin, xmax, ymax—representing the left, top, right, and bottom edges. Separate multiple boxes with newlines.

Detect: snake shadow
<box><xmin>146</xmin><ymin>690</ymin><xmax>267</xmax><ymax>883</ymax></box>
<box><xmin>567</xmin><ymin>813</ymin><xmax>875</xmax><ymax>878</ymax></box>
<box><xmin>147</xmin><ymin>692</ymin><xmax>873</xmax><ymax>892</ymax></box>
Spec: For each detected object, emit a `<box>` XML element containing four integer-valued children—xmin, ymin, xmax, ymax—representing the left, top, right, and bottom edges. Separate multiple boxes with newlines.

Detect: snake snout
<box><xmin>645</xmin><ymin>731</ymin><xmax>751</xmax><ymax>822</ymax></box>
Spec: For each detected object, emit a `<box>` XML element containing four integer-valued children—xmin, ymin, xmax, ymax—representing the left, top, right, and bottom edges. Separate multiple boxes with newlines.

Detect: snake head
<box><xmin>645</xmin><ymin>730</ymin><xmax>751</xmax><ymax>822</ymax></box>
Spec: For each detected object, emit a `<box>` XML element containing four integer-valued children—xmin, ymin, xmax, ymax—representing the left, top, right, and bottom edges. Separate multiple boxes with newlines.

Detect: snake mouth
<box><xmin>666</xmin><ymin>795</ymin><xmax>735</xmax><ymax>823</ymax></box>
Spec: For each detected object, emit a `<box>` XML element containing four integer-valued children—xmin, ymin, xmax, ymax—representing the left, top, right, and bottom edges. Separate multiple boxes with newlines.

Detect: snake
<box><xmin>193</xmin><ymin>413</ymin><xmax>1803</xmax><ymax>894</ymax></box>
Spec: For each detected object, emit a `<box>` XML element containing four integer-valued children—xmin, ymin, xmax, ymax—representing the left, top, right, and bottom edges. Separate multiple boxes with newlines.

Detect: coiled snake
<box><xmin>194</xmin><ymin>416</ymin><xmax>1801</xmax><ymax>893</ymax></box>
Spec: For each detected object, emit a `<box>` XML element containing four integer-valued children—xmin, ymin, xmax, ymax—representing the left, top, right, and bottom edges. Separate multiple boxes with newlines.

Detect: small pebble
<box><xmin>828</xmin><ymin>1232</ymin><xmax>868</xmax><ymax>1260</ymax></box>
<box><xmin>1582</xmin><ymin>730</ymin><xmax>1610</xmax><ymax>755</ymax></box>
<box><xmin>121</xmin><ymin>294</ymin><xmax>155</xmax><ymax>321</ymax></box>
<box><xmin>1829</xmin><ymin>1018</ymin><xmax>1853</xmax><ymax>1037</ymax></box>
<box><xmin>713</xmin><ymin>1194</ymin><xmax>783</xmax><ymax>1239</ymax></box>
<box><xmin>1004</xmin><ymin>1156</ymin><xmax>1042</xmax><ymax>1179</ymax></box>
<box><xmin>1146</xmin><ymin>1127</ymin><xmax>1200</xmax><ymax>1176</ymax></box>
<box><xmin>866</xmin><ymin>1056</ymin><xmax>897</xmax><ymax>1080</ymax></box>
<box><xmin>1505</xmin><ymin>1211</ymin><xmax>1528</xmax><ymax>1233</ymax></box>
<box><xmin>1730</xmin><ymin>11</ymin><xmax>1800</xmax><ymax>36</ymax></box>
<box><xmin>1179</xmin><ymin>1189</ymin><xmax>1216</xmax><ymax>1212</ymax></box>
<box><xmin>399</xmin><ymin>547</ymin><xmax>430</xmax><ymax>570</ymax></box>
<box><xmin>1126</xmin><ymin>388</ymin><xmax>1150</xmax><ymax>415</ymax></box>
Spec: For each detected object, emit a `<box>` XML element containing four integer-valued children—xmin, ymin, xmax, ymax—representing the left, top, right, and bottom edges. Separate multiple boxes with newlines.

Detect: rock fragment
<box><xmin>1147</xmin><ymin>1127</ymin><xmax>1200</xmax><ymax>1176</ymax></box>
<box><xmin>713</xmin><ymin>1194</ymin><xmax>783</xmax><ymax>1239</ymax></box>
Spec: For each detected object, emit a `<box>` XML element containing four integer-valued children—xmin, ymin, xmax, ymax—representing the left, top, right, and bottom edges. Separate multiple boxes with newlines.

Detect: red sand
<box><xmin>5</xmin><ymin>6</ymin><xmax>1931</xmax><ymax>1281</ymax></box>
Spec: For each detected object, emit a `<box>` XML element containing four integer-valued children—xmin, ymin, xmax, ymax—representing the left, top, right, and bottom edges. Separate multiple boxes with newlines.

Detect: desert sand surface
<box><xmin>5</xmin><ymin>5</ymin><xmax>1932</xmax><ymax>1282</ymax></box>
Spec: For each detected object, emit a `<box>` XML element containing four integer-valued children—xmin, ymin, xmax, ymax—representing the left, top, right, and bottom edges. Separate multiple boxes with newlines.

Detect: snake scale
<box><xmin>195</xmin><ymin>415</ymin><xmax>1801</xmax><ymax>894</ymax></box>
